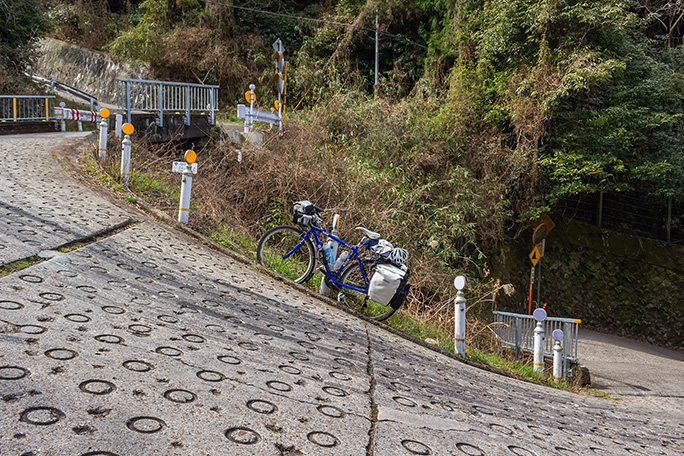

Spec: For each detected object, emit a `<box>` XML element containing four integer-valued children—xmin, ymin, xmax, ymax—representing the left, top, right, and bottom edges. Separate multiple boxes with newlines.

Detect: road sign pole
<box><xmin>537</xmin><ymin>256</ymin><xmax>542</xmax><ymax>310</ymax></box>
<box><xmin>528</xmin><ymin>266</ymin><xmax>535</xmax><ymax>315</ymax></box>
<box><xmin>177</xmin><ymin>150</ymin><xmax>197</xmax><ymax>224</ymax></box>
<box><xmin>178</xmin><ymin>169</ymin><xmax>193</xmax><ymax>224</ymax></box>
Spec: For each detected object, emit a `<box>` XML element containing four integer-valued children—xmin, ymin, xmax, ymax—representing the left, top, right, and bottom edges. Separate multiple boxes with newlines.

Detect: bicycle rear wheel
<box><xmin>338</xmin><ymin>263</ymin><xmax>397</xmax><ymax>321</ymax></box>
<box><xmin>257</xmin><ymin>225</ymin><xmax>316</xmax><ymax>284</ymax></box>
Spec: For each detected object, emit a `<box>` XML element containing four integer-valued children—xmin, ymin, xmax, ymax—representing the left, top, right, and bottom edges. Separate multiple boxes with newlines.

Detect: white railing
<box><xmin>116</xmin><ymin>78</ymin><xmax>219</xmax><ymax>127</ymax></box>
<box><xmin>493</xmin><ymin>310</ymin><xmax>581</xmax><ymax>379</ymax></box>
<box><xmin>1</xmin><ymin>96</ymin><xmax>55</xmax><ymax>122</ymax></box>
<box><xmin>28</xmin><ymin>74</ymin><xmax>98</xmax><ymax>111</ymax></box>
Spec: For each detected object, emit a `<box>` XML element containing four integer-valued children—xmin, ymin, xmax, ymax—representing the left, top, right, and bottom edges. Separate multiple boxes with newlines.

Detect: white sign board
<box><xmin>172</xmin><ymin>161</ymin><xmax>198</xmax><ymax>174</ymax></box>
<box><xmin>237</xmin><ymin>104</ymin><xmax>281</xmax><ymax>125</ymax></box>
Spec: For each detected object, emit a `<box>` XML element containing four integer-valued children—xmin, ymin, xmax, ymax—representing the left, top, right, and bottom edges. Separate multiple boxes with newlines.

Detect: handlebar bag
<box><xmin>292</xmin><ymin>200</ymin><xmax>318</xmax><ymax>227</ymax></box>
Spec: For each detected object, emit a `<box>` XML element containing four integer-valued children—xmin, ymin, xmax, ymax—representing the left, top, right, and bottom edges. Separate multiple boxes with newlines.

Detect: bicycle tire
<box><xmin>338</xmin><ymin>262</ymin><xmax>398</xmax><ymax>321</ymax></box>
<box><xmin>257</xmin><ymin>225</ymin><xmax>316</xmax><ymax>284</ymax></box>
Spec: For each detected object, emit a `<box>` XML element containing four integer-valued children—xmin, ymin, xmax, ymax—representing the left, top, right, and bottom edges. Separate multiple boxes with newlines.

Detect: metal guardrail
<box><xmin>493</xmin><ymin>310</ymin><xmax>581</xmax><ymax>379</ymax></box>
<box><xmin>28</xmin><ymin>74</ymin><xmax>99</xmax><ymax>111</ymax></box>
<box><xmin>1</xmin><ymin>95</ymin><xmax>55</xmax><ymax>122</ymax></box>
<box><xmin>116</xmin><ymin>78</ymin><xmax>218</xmax><ymax>128</ymax></box>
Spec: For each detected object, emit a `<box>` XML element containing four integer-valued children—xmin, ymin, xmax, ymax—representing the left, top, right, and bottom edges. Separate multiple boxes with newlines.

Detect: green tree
<box><xmin>0</xmin><ymin>0</ymin><xmax>51</xmax><ymax>91</ymax></box>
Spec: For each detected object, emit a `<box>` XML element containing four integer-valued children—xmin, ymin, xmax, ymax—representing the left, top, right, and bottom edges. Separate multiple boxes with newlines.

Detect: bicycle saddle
<box><xmin>355</xmin><ymin>227</ymin><xmax>381</xmax><ymax>240</ymax></box>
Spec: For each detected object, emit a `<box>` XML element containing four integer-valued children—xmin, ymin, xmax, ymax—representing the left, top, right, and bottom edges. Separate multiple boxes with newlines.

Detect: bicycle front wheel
<box><xmin>257</xmin><ymin>225</ymin><xmax>316</xmax><ymax>284</ymax></box>
<box><xmin>338</xmin><ymin>263</ymin><xmax>397</xmax><ymax>321</ymax></box>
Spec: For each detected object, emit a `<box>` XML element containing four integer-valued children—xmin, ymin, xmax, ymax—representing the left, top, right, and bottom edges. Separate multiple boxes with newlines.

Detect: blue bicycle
<box><xmin>256</xmin><ymin>201</ymin><xmax>410</xmax><ymax>321</ymax></box>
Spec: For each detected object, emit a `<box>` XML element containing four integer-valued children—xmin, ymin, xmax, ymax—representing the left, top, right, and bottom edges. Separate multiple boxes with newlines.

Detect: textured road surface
<box><xmin>0</xmin><ymin>132</ymin><xmax>683</xmax><ymax>455</ymax></box>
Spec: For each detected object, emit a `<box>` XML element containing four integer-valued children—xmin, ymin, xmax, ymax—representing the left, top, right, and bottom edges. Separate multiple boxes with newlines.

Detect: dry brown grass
<box><xmin>90</xmin><ymin>91</ymin><xmax>521</xmax><ymax>355</ymax></box>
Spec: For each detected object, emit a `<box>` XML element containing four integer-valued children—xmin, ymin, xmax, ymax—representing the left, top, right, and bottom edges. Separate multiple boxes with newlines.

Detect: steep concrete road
<box><xmin>579</xmin><ymin>330</ymin><xmax>684</xmax><ymax>413</ymax></box>
<box><xmin>0</xmin><ymin>133</ymin><xmax>131</xmax><ymax>265</ymax></box>
<box><xmin>0</xmin><ymin>133</ymin><xmax>683</xmax><ymax>455</ymax></box>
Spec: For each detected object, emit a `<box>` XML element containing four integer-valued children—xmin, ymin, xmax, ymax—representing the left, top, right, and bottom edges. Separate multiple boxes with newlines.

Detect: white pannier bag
<box><xmin>368</xmin><ymin>264</ymin><xmax>408</xmax><ymax>306</ymax></box>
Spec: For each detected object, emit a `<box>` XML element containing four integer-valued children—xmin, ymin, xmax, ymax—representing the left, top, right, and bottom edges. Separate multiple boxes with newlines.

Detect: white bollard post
<box><xmin>453</xmin><ymin>276</ymin><xmax>466</xmax><ymax>357</ymax></box>
<box><xmin>552</xmin><ymin>329</ymin><xmax>564</xmax><ymax>381</ymax></box>
<box><xmin>120</xmin><ymin>123</ymin><xmax>134</xmax><ymax>186</ymax></box>
<box><xmin>553</xmin><ymin>340</ymin><xmax>562</xmax><ymax>380</ymax></box>
<box><xmin>98</xmin><ymin>108</ymin><xmax>110</xmax><ymax>161</ymax></box>
<box><xmin>532</xmin><ymin>308</ymin><xmax>547</xmax><ymax>373</ymax></box>
<box><xmin>178</xmin><ymin>150</ymin><xmax>197</xmax><ymax>224</ymax></box>
<box><xmin>121</xmin><ymin>135</ymin><xmax>131</xmax><ymax>185</ymax></box>
<box><xmin>77</xmin><ymin>120</ymin><xmax>83</xmax><ymax>132</ymax></box>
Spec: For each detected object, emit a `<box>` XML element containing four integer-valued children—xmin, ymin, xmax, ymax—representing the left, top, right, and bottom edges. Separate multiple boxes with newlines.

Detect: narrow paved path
<box><xmin>0</xmin><ymin>132</ymin><xmax>682</xmax><ymax>455</ymax></box>
<box><xmin>579</xmin><ymin>330</ymin><xmax>684</xmax><ymax>412</ymax></box>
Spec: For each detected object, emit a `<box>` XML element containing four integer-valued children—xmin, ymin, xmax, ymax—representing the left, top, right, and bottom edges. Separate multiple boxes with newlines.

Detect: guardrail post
<box><xmin>115</xmin><ymin>114</ymin><xmax>123</xmax><ymax>138</ymax></box>
<box><xmin>454</xmin><ymin>276</ymin><xmax>466</xmax><ymax>357</ymax></box>
<box><xmin>120</xmin><ymin>123</ymin><xmax>134</xmax><ymax>186</ymax></box>
<box><xmin>562</xmin><ymin>321</ymin><xmax>569</xmax><ymax>380</ymax></box>
<box><xmin>210</xmin><ymin>88</ymin><xmax>216</xmax><ymax>125</ymax></box>
<box><xmin>515</xmin><ymin>316</ymin><xmax>521</xmax><ymax>360</ymax></box>
<box><xmin>184</xmin><ymin>85</ymin><xmax>191</xmax><ymax>126</ymax></box>
<box><xmin>157</xmin><ymin>83</ymin><xmax>163</xmax><ymax>127</ymax></box>
<box><xmin>125</xmin><ymin>81</ymin><xmax>132</xmax><ymax>124</ymax></box>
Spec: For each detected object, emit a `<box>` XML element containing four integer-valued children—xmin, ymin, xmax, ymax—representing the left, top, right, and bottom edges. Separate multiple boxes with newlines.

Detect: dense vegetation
<box><xmin>5</xmin><ymin>0</ymin><xmax>684</xmax><ymax>344</ymax></box>
<box><xmin>0</xmin><ymin>0</ymin><xmax>50</xmax><ymax>91</ymax></box>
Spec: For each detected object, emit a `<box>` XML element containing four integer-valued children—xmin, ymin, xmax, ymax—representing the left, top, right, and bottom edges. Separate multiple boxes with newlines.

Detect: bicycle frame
<box><xmin>284</xmin><ymin>224</ymin><xmax>369</xmax><ymax>293</ymax></box>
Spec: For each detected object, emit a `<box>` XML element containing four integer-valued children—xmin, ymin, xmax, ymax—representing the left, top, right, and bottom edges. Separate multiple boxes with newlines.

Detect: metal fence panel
<box><xmin>557</xmin><ymin>192</ymin><xmax>684</xmax><ymax>244</ymax></box>
<box><xmin>116</xmin><ymin>78</ymin><xmax>218</xmax><ymax>127</ymax></box>
<box><xmin>493</xmin><ymin>311</ymin><xmax>581</xmax><ymax>379</ymax></box>
<box><xmin>1</xmin><ymin>96</ymin><xmax>55</xmax><ymax>122</ymax></box>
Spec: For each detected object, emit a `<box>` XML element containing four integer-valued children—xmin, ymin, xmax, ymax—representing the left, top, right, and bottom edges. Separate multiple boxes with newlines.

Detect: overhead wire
<box><xmin>199</xmin><ymin>0</ymin><xmax>428</xmax><ymax>49</ymax></box>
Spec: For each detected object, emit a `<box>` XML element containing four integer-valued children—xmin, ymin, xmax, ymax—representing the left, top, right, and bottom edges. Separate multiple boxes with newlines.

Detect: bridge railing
<box><xmin>116</xmin><ymin>78</ymin><xmax>219</xmax><ymax>128</ymax></box>
<box><xmin>493</xmin><ymin>310</ymin><xmax>581</xmax><ymax>379</ymax></box>
<box><xmin>1</xmin><ymin>95</ymin><xmax>55</xmax><ymax>122</ymax></box>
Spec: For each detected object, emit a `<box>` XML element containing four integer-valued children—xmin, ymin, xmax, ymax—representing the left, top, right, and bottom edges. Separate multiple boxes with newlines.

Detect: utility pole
<box><xmin>374</xmin><ymin>10</ymin><xmax>379</xmax><ymax>97</ymax></box>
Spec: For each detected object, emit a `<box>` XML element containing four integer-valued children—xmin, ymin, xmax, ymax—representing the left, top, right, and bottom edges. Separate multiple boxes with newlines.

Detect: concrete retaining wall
<box><xmin>32</xmin><ymin>38</ymin><xmax>152</xmax><ymax>105</ymax></box>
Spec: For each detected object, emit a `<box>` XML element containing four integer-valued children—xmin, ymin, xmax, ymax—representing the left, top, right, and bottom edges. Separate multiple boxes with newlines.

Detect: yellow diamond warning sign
<box><xmin>529</xmin><ymin>246</ymin><xmax>541</xmax><ymax>266</ymax></box>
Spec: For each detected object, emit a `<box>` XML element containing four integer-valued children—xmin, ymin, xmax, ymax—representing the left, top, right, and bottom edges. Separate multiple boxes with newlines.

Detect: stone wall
<box><xmin>32</xmin><ymin>38</ymin><xmax>151</xmax><ymax>105</ymax></box>
<box><xmin>493</xmin><ymin>220</ymin><xmax>684</xmax><ymax>348</ymax></box>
